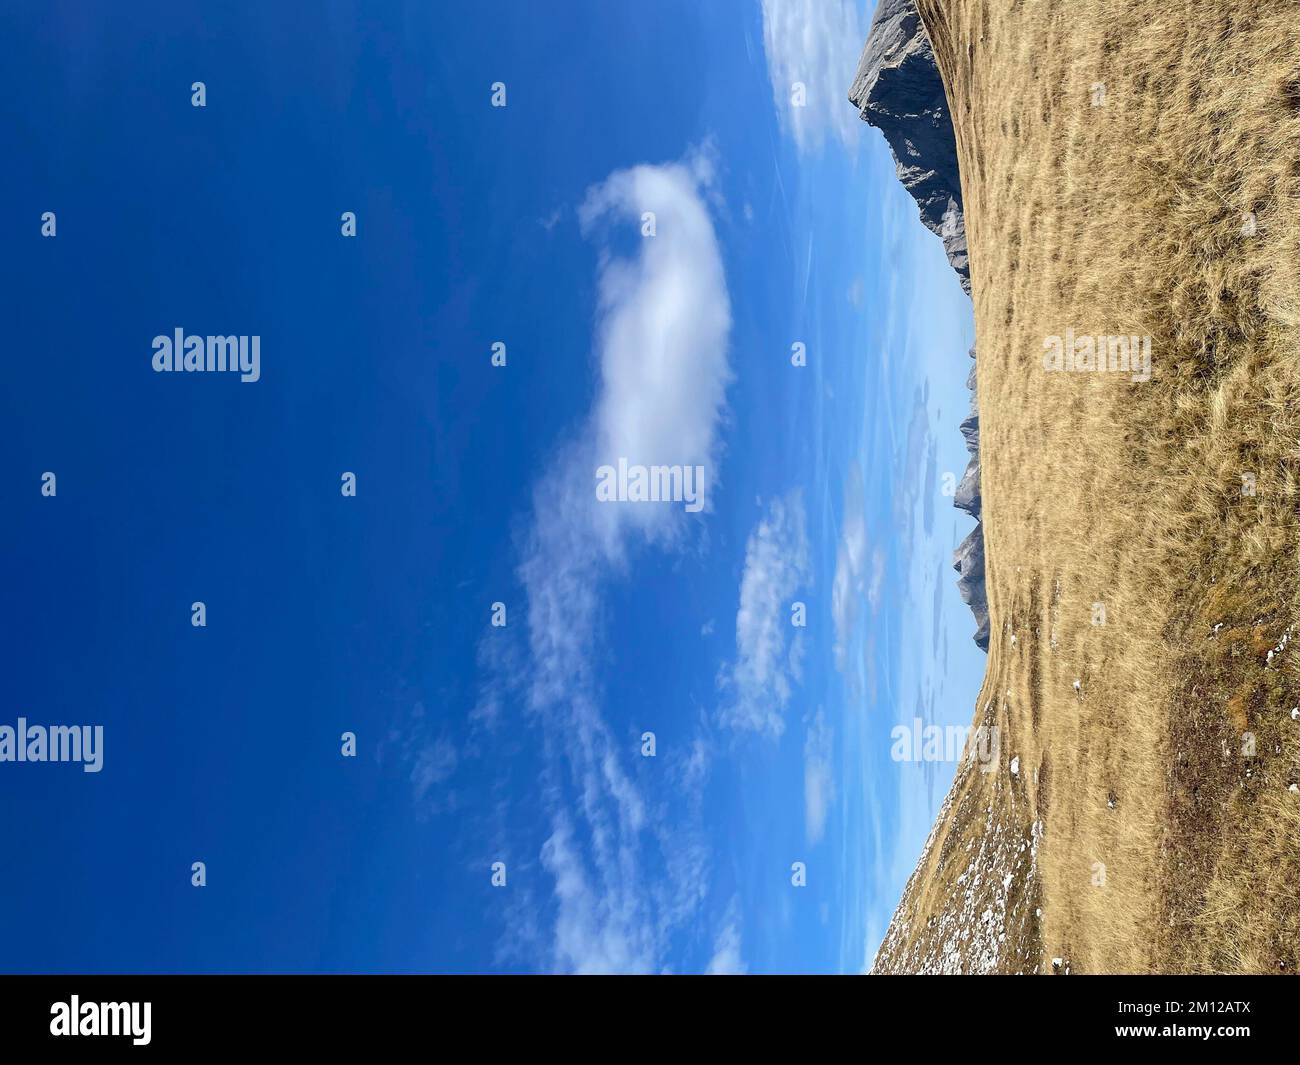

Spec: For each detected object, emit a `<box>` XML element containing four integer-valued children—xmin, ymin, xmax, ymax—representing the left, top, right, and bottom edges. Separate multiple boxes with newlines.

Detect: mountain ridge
<box><xmin>848</xmin><ymin>0</ymin><xmax>987</xmax><ymax>651</ymax></box>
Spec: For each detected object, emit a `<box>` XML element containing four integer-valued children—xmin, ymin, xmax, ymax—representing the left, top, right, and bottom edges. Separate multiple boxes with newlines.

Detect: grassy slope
<box><xmin>874</xmin><ymin>0</ymin><xmax>1300</xmax><ymax>974</ymax></box>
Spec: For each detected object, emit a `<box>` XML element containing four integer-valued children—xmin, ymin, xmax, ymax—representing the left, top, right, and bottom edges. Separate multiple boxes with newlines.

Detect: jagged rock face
<box><xmin>955</xmin><ymin>347</ymin><xmax>981</xmax><ymax>521</ymax></box>
<box><xmin>954</xmin><ymin>461</ymin><xmax>981</xmax><ymax>519</ymax></box>
<box><xmin>954</xmin><ymin>347</ymin><xmax>985</xmax><ymax>648</ymax></box>
<box><xmin>952</xmin><ymin>525</ymin><xmax>989</xmax><ymax>651</ymax></box>
<box><xmin>850</xmin><ymin>2</ymin><xmax>987</xmax><ymax>651</ymax></box>
<box><xmin>960</xmin><ymin>356</ymin><xmax>979</xmax><ymax>449</ymax></box>
<box><xmin>847</xmin><ymin>0</ymin><xmax>970</xmax><ymax>294</ymax></box>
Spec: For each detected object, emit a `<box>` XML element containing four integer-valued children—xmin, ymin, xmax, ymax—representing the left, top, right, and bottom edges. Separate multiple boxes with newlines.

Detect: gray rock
<box><xmin>955</xmin><ymin>349</ymin><xmax>986</xmax><ymax>646</ymax></box>
<box><xmin>954</xmin><ymin>456</ymin><xmax>981</xmax><ymax>519</ymax></box>
<box><xmin>847</xmin><ymin>0</ymin><xmax>970</xmax><ymax>294</ymax></box>
<box><xmin>952</xmin><ymin>525</ymin><xmax>990</xmax><ymax>651</ymax></box>
<box><xmin>956</xmin><ymin>345</ymin><xmax>981</xmax><ymax>520</ymax></box>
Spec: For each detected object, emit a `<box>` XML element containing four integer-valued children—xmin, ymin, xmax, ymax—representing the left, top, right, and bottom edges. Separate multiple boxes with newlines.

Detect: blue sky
<box><xmin>0</xmin><ymin>0</ymin><xmax>978</xmax><ymax>973</ymax></box>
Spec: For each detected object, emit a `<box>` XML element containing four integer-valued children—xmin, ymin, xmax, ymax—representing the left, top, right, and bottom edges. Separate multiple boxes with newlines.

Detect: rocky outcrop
<box><xmin>847</xmin><ymin>0</ymin><xmax>969</xmax><ymax>294</ymax></box>
<box><xmin>848</xmin><ymin>0</ymin><xmax>986</xmax><ymax>651</ymax></box>
<box><xmin>953</xmin><ymin>528</ymin><xmax>989</xmax><ymax>651</ymax></box>
<box><xmin>953</xmin><ymin>349</ymin><xmax>988</xmax><ymax>650</ymax></box>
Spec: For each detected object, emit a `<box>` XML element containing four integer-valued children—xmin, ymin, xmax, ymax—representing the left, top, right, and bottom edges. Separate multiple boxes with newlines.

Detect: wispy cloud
<box><xmin>581</xmin><ymin>152</ymin><xmax>732</xmax><ymax>539</ymax></box>
<box><xmin>803</xmin><ymin>707</ymin><xmax>836</xmax><ymax>845</ymax></box>
<box><xmin>488</xmin><ymin>148</ymin><xmax>732</xmax><ymax>972</ymax></box>
<box><xmin>759</xmin><ymin>0</ymin><xmax>864</xmax><ymax>154</ymax></box>
<box><xmin>718</xmin><ymin>493</ymin><xmax>811</xmax><ymax>738</ymax></box>
<box><xmin>831</xmin><ymin>462</ymin><xmax>868</xmax><ymax>671</ymax></box>
<box><xmin>704</xmin><ymin>900</ymin><xmax>748</xmax><ymax>975</ymax></box>
<box><xmin>410</xmin><ymin>737</ymin><xmax>457</xmax><ymax>803</ymax></box>
<box><xmin>379</xmin><ymin>701</ymin><xmax>461</xmax><ymax>817</ymax></box>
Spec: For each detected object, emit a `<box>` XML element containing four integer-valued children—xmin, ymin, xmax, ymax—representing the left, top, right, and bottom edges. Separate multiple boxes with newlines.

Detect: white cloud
<box><xmin>719</xmin><ymin>493</ymin><xmax>811</xmax><ymax>737</ymax></box>
<box><xmin>803</xmin><ymin>707</ymin><xmax>836</xmax><ymax>845</ymax></box>
<box><xmin>846</xmin><ymin>275</ymin><xmax>865</xmax><ymax>308</ymax></box>
<box><xmin>495</xmin><ymin>149</ymin><xmax>733</xmax><ymax>973</ymax></box>
<box><xmin>704</xmin><ymin>903</ymin><xmax>748</xmax><ymax>974</ymax></box>
<box><xmin>831</xmin><ymin>462</ymin><xmax>868</xmax><ymax>670</ymax></box>
<box><xmin>867</xmin><ymin>546</ymin><xmax>885</xmax><ymax>608</ymax></box>
<box><xmin>540</xmin><ymin>810</ymin><xmax>655</xmax><ymax>974</ymax></box>
<box><xmin>581</xmin><ymin>153</ymin><xmax>732</xmax><ymax>525</ymax></box>
<box><xmin>380</xmin><ymin>701</ymin><xmax>460</xmax><ymax>813</ymax></box>
<box><xmin>759</xmin><ymin>0</ymin><xmax>864</xmax><ymax>154</ymax></box>
<box><xmin>410</xmin><ymin>737</ymin><xmax>457</xmax><ymax>803</ymax></box>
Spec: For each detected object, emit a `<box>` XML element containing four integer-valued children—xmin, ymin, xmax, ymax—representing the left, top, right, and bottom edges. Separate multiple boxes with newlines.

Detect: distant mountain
<box><xmin>847</xmin><ymin>0</ymin><xmax>969</xmax><ymax>293</ymax></box>
<box><xmin>848</xmin><ymin>0</ymin><xmax>986</xmax><ymax>651</ymax></box>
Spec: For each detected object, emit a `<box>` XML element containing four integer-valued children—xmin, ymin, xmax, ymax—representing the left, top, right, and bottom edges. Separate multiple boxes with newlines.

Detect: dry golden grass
<box><xmin>874</xmin><ymin>0</ymin><xmax>1300</xmax><ymax>973</ymax></box>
